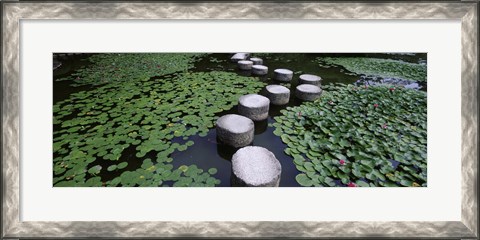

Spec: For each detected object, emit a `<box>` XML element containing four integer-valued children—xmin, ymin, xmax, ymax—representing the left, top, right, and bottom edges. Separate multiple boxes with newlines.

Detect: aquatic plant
<box><xmin>273</xmin><ymin>84</ymin><xmax>427</xmax><ymax>187</ymax></box>
<box><xmin>53</xmin><ymin>71</ymin><xmax>266</xmax><ymax>187</ymax></box>
<box><xmin>57</xmin><ymin>53</ymin><xmax>205</xmax><ymax>86</ymax></box>
<box><xmin>316</xmin><ymin>57</ymin><xmax>427</xmax><ymax>82</ymax></box>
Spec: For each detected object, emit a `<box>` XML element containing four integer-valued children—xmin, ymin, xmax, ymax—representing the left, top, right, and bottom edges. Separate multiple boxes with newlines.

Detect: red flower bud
<box><xmin>347</xmin><ymin>182</ymin><xmax>357</xmax><ymax>187</ymax></box>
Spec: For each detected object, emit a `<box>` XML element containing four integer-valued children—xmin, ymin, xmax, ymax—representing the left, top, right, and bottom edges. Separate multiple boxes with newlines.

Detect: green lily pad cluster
<box><xmin>209</xmin><ymin>57</ymin><xmax>224</xmax><ymax>63</ymax></box>
<box><xmin>273</xmin><ymin>84</ymin><xmax>427</xmax><ymax>187</ymax></box>
<box><xmin>53</xmin><ymin>70</ymin><xmax>266</xmax><ymax>187</ymax></box>
<box><xmin>107</xmin><ymin>160</ymin><xmax>221</xmax><ymax>187</ymax></box>
<box><xmin>57</xmin><ymin>53</ymin><xmax>205</xmax><ymax>86</ymax></box>
<box><xmin>316</xmin><ymin>57</ymin><xmax>427</xmax><ymax>82</ymax></box>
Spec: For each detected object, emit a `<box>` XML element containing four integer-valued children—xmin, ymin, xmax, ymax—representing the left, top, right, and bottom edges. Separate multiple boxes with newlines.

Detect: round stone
<box><xmin>265</xmin><ymin>85</ymin><xmax>290</xmax><ymax>105</ymax></box>
<box><xmin>295</xmin><ymin>84</ymin><xmax>322</xmax><ymax>101</ymax></box>
<box><xmin>231</xmin><ymin>53</ymin><xmax>249</xmax><ymax>62</ymax></box>
<box><xmin>216</xmin><ymin>114</ymin><xmax>254</xmax><ymax>148</ymax></box>
<box><xmin>231</xmin><ymin>146</ymin><xmax>282</xmax><ymax>187</ymax></box>
<box><xmin>238</xmin><ymin>60</ymin><xmax>253</xmax><ymax>70</ymax></box>
<box><xmin>249</xmin><ymin>57</ymin><xmax>263</xmax><ymax>65</ymax></box>
<box><xmin>252</xmin><ymin>65</ymin><xmax>268</xmax><ymax>75</ymax></box>
<box><xmin>299</xmin><ymin>74</ymin><xmax>322</xmax><ymax>86</ymax></box>
<box><xmin>273</xmin><ymin>69</ymin><xmax>293</xmax><ymax>82</ymax></box>
<box><xmin>238</xmin><ymin>94</ymin><xmax>270</xmax><ymax>121</ymax></box>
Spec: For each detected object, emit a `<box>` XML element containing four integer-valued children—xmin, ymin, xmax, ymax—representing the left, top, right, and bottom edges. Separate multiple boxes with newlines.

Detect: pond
<box><xmin>53</xmin><ymin>53</ymin><xmax>427</xmax><ymax>187</ymax></box>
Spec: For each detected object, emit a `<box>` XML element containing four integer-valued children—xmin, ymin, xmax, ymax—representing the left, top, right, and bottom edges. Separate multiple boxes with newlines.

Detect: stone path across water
<box><xmin>215</xmin><ymin>53</ymin><xmax>326</xmax><ymax>187</ymax></box>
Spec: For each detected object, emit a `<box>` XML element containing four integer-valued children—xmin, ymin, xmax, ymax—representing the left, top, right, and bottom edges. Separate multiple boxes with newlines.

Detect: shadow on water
<box><xmin>55</xmin><ymin>52</ymin><xmax>427</xmax><ymax>187</ymax></box>
<box><xmin>53</xmin><ymin>53</ymin><xmax>97</xmax><ymax>104</ymax></box>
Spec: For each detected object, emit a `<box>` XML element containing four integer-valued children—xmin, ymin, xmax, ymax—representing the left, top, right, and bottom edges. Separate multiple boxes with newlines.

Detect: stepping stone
<box><xmin>295</xmin><ymin>84</ymin><xmax>322</xmax><ymax>101</ymax></box>
<box><xmin>249</xmin><ymin>57</ymin><xmax>263</xmax><ymax>65</ymax></box>
<box><xmin>273</xmin><ymin>69</ymin><xmax>293</xmax><ymax>82</ymax></box>
<box><xmin>299</xmin><ymin>74</ymin><xmax>322</xmax><ymax>86</ymax></box>
<box><xmin>216</xmin><ymin>114</ymin><xmax>254</xmax><ymax>148</ymax></box>
<box><xmin>238</xmin><ymin>94</ymin><xmax>270</xmax><ymax>121</ymax></box>
<box><xmin>238</xmin><ymin>60</ymin><xmax>253</xmax><ymax>70</ymax></box>
<box><xmin>265</xmin><ymin>85</ymin><xmax>290</xmax><ymax>105</ymax></box>
<box><xmin>252</xmin><ymin>65</ymin><xmax>268</xmax><ymax>75</ymax></box>
<box><xmin>231</xmin><ymin>146</ymin><xmax>282</xmax><ymax>187</ymax></box>
<box><xmin>231</xmin><ymin>53</ymin><xmax>249</xmax><ymax>62</ymax></box>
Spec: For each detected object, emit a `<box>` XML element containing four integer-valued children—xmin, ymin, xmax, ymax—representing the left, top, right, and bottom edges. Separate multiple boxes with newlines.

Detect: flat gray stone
<box><xmin>252</xmin><ymin>65</ymin><xmax>268</xmax><ymax>75</ymax></box>
<box><xmin>299</xmin><ymin>74</ymin><xmax>322</xmax><ymax>86</ymax></box>
<box><xmin>295</xmin><ymin>84</ymin><xmax>322</xmax><ymax>101</ymax></box>
<box><xmin>216</xmin><ymin>114</ymin><xmax>254</xmax><ymax>148</ymax></box>
<box><xmin>273</xmin><ymin>69</ymin><xmax>293</xmax><ymax>82</ymax></box>
<box><xmin>231</xmin><ymin>146</ymin><xmax>282</xmax><ymax>187</ymax></box>
<box><xmin>238</xmin><ymin>94</ymin><xmax>270</xmax><ymax>121</ymax></box>
<box><xmin>249</xmin><ymin>57</ymin><xmax>263</xmax><ymax>65</ymax></box>
<box><xmin>265</xmin><ymin>85</ymin><xmax>290</xmax><ymax>105</ymax></box>
<box><xmin>231</xmin><ymin>53</ymin><xmax>250</xmax><ymax>62</ymax></box>
<box><xmin>238</xmin><ymin>60</ymin><xmax>253</xmax><ymax>70</ymax></box>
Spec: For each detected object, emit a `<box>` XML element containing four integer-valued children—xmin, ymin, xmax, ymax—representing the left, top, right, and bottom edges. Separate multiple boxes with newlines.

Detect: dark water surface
<box><xmin>53</xmin><ymin>53</ymin><xmax>426</xmax><ymax>187</ymax></box>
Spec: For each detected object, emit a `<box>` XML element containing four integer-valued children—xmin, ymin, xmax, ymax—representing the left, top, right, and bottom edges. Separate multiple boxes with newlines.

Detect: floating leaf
<box><xmin>88</xmin><ymin>165</ymin><xmax>102</xmax><ymax>175</ymax></box>
<box><xmin>208</xmin><ymin>168</ymin><xmax>217</xmax><ymax>175</ymax></box>
<box><xmin>107</xmin><ymin>165</ymin><xmax>117</xmax><ymax>172</ymax></box>
<box><xmin>296</xmin><ymin>174</ymin><xmax>313</xmax><ymax>187</ymax></box>
<box><xmin>117</xmin><ymin>162</ymin><xmax>128</xmax><ymax>170</ymax></box>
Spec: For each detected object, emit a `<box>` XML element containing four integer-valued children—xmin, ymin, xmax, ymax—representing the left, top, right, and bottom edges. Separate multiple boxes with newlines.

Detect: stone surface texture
<box><xmin>265</xmin><ymin>85</ymin><xmax>290</xmax><ymax>105</ymax></box>
<box><xmin>238</xmin><ymin>94</ymin><xmax>270</xmax><ymax>121</ymax></box>
<box><xmin>238</xmin><ymin>60</ymin><xmax>254</xmax><ymax>70</ymax></box>
<box><xmin>231</xmin><ymin>146</ymin><xmax>282</xmax><ymax>187</ymax></box>
<box><xmin>273</xmin><ymin>68</ymin><xmax>293</xmax><ymax>82</ymax></box>
<box><xmin>231</xmin><ymin>53</ymin><xmax>249</xmax><ymax>62</ymax></box>
<box><xmin>249</xmin><ymin>57</ymin><xmax>263</xmax><ymax>65</ymax></box>
<box><xmin>299</xmin><ymin>74</ymin><xmax>322</xmax><ymax>86</ymax></box>
<box><xmin>295</xmin><ymin>84</ymin><xmax>322</xmax><ymax>101</ymax></box>
<box><xmin>216</xmin><ymin>114</ymin><xmax>254</xmax><ymax>148</ymax></box>
<box><xmin>252</xmin><ymin>65</ymin><xmax>268</xmax><ymax>75</ymax></box>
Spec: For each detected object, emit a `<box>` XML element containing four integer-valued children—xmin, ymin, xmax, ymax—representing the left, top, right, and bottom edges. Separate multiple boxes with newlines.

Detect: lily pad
<box><xmin>117</xmin><ymin>162</ymin><xmax>128</xmax><ymax>170</ymax></box>
<box><xmin>274</xmin><ymin>84</ymin><xmax>427</xmax><ymax>187</ymax></box>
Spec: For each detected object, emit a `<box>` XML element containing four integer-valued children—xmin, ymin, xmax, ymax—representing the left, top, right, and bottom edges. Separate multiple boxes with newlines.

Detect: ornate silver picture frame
<box><xmin>2</xmin><ymin>2</ymin><xmax>477</xmax><ymax>238</ymax></box>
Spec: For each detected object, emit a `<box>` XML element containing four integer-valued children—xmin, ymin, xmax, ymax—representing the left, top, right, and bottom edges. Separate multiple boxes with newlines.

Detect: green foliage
<box><xmin>54</xmin><ymin>62</ymin><xmax>265</xmax><ymax>186</ymax></box>
<box><xmin>274</xmin><ymin>84</ymin><xmax>427</xmax><ymax>187</ymax></box>
<box><xmin>317</xmin><ymin>57</ymin><xmax>427</xmax><ymax>82</ymax></box>
<box><xmin>57</xmin><ymin>53</ymin><xmax>205</xmax><ymax>86</ymax></box>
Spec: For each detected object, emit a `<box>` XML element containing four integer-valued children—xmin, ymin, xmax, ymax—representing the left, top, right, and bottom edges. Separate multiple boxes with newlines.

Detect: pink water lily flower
<box><xmin>339</xmin><ymin>159</ymin><xmax>346</xmax><ymax>165</ymax></box>
<box><xmin>347</xmin><ymin>182</ymin><xmax>357</xmax><ymax>187</ymax></box>
<box><xmin>374</xmin><ymin>104</ymin><xmax>379</xmax><ymax>108</ymax></box>
<box><xmin>382</xmin><ymin>123</ymin><xmax>388</xmax><ymax>129</ymax></box>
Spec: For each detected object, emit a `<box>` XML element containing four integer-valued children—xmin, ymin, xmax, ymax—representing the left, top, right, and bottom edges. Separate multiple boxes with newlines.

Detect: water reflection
<box><xmin>216</xmin><ymin>140</ymin><xmax>239</xmax><ymax>161</ymax></box>
<box><xmin>237</xmin><ymin>70</ymin><xmax>252</xmax><ymax>77</ymax></box>
<box><xmin>254</xmin><ymin>119</ymin><xmax>268</xmax><ymax>135</ymax></box>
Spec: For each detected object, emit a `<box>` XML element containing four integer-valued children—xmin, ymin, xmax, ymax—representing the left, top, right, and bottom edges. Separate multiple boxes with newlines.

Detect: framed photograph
<box><xmin>2</xmin><ymin>1</ymin><xmax>478</xmax><ymax>238</ymax></box>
